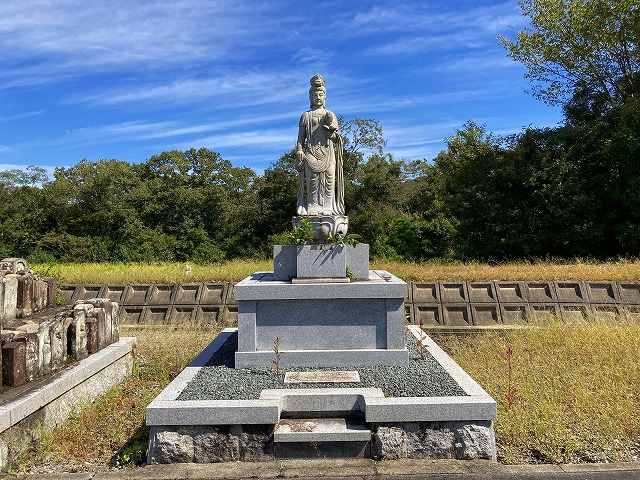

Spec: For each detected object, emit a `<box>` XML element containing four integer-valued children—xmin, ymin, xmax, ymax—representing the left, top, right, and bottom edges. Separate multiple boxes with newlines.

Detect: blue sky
<box><xmin>0</xmin><ymin>0</ymin><xmax>563</xmax><ymax>178</ymax></box>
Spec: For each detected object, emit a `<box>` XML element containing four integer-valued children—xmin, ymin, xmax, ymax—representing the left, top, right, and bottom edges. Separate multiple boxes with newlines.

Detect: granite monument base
<box><xmin>273</xmin><ymin>243</ymin><xmax>369</xmax><ymax>281</ymax></box>
<box><xmin>146</xmin><ymin>326</ymin><xmax>497</xmax><ymax>463</ymax></box>
<box><xmin>234</xmin><ymin>270</ymin><xmax>409</xmax><ymax>368</ymax></box>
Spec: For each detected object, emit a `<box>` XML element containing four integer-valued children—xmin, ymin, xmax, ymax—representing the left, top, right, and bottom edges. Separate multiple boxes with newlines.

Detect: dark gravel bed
<box><xmin>177</xmin><ymin>332</ymin><xmax>466</xmax><ymax>400</ymax></box>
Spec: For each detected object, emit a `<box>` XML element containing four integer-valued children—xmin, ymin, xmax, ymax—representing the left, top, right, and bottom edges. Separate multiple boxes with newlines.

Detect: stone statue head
<box><xmin>309</xmin><ymin>74</ymin><xmax>326</xmax><ymax>108</ymax></box>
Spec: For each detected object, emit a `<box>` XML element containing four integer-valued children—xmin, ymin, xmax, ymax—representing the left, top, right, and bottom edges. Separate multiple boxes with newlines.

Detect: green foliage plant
<box><xmin>345</xmin><ymin>265</ymin><xmax>357</xmax><ymax>280</ymax></box>
<box><xmin>498</xmin><ymin>0</ymin><xmax>639</xmax><ymax>108</ymax></box>
<box><xmin>113</xmin><ymin>439</ymin><xmax>148</xmax><ymax>467</ymax></box>
<box><xmin>328</xmin><ymin>232</ymin><xmax>361</xmax><ymax>247</ymax></box>
<box><xmin>286</xmin><ymin>218</ymin><xmax>314</xmax><ymax>245</ymax></box>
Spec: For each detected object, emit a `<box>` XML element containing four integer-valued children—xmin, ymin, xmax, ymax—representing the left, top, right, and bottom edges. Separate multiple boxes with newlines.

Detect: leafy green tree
<box><xmin>499</xmin><ymin>0</ymin><xmax>639</xmax><ymax>108</ymax></box>
<box><xmin>338</xmin><ymin>117</ymin><xmax>387</xmax><ymax>182</ymax></box>
<box><xmin>0</xmin><ymin>165</ymin><xmax>50</xmax><ymax>257</ymax></box>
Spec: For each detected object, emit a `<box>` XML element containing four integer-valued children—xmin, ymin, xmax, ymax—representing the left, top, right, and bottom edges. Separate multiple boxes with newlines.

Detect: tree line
<box><xmin>1</xmin><ymin>92</ymin><xmax>638</xmax><ymax>264</ymax></box>
<box><xmin>1</xmin><ymin>0</ymin><xmax>638</xmax><ymax>263</ymax></box>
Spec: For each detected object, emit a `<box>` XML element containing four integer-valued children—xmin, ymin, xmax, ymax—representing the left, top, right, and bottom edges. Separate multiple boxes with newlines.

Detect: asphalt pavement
<box><xmin>5</xmin><ymin>458</ymin><xmax>640</xmax><ymax>480</ymax></box>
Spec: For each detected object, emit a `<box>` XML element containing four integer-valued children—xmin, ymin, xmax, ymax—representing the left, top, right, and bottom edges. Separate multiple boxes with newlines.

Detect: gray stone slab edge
<box><xmin>0</xmin><ymin>337</ymin><xmax>136</xmax><ymax>431</ymax></box>
<box><xmin>408</xmin><ymin>325</ymin><xmax>491</xmax><ymax>397</ymax></box>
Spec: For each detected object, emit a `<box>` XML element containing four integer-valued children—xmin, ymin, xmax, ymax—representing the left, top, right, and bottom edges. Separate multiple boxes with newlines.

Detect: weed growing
<box><xmin>432</xmin><ymin>319</ymin><xmax>640</xmax><ymax>464</ymax></box>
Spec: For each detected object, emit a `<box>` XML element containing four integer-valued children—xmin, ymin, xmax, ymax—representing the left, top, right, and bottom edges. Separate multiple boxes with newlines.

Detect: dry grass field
<box><xmin>31</xmin><ymin>258</ymin><xmax>640</xmax><ymax>284</ymax></box>
<box><xmin>7</xmin><ymin>260</ymin><xmax>640</xmax><ymax>472</ymax></box>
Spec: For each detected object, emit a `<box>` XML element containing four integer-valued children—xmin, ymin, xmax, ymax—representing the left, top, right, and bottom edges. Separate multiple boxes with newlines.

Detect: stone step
<box><xmin>273</xmin><ymin>418</ymin><xmax>371</xmax><ymax>459</ymax></box>
<box><xmin>274</xmin><ymin>418</ymin><xmax>371</xmax><ymax>443</ymax></box>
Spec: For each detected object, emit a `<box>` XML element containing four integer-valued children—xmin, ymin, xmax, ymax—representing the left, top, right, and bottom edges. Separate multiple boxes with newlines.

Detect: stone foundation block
<box><xmin>16</xmin><ymin>276</ymin><xmax>33</xmax><ymax>318</ymax></box>
<box><xmin>372</xmin><ymin>422</ymin><xmax>495</xmax><ymax>461</ymax></box>
<box><xmin>148</xmin><ymin>425</ymin><xmax>273</xmax><ymax>464</ymax></box>
<box><xmin>193</xmin><ymin>426</ymin><xmax>240</xmax><ymax>463</ymax></box>
<box><xmin>372</xmin><ymin>426</ymin><xmax>409</xmax><ymax>460</ymax></box>
<box><xmin>2</xmin><ymin>342</ymin><xmax>26</xmax><ymax>387</ymax></box>
<box><xmin>406</xmin><ymin>423</ymin><xmax>455</xmax><ymax>459</ymax></box>
<box><xmin>454</xmin><ymin>423</ymin><xmax>495</xmax><ymax>460</ymax></box>
<box><xmin>148</xmin><ymin>427</ymin><xmax>195</xmax><ymax>464</ymax></box>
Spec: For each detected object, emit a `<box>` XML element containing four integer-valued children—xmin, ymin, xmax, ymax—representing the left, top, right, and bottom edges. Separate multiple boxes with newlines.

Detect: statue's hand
<box><xmin>295</xmin><ymin>149</ymin><xmax>304</xmax><ymax>171</ymax></box>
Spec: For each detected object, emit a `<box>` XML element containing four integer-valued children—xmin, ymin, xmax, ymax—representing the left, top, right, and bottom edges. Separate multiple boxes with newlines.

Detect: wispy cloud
<box><xmin>73</xmin><ymin>70</ymin><xmax>308</xmax><ymax>107</ymax></box>
<box><xmin>0</xmin><ymin>0</ymin><xmax>294</xmax><ymax>89</ymax></box>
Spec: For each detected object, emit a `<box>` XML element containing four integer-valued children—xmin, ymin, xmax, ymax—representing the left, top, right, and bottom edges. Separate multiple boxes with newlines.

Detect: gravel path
<box><xmin>178</xmin><ymin>332</ymin><xmax>466</xmax><ymax>400</ymax></box>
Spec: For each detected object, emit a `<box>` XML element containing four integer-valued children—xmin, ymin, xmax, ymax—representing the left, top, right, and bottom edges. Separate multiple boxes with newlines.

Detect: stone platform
<box><xmin>234</xmin><ymin>270</ymin><xmax>409</xmax><ymax>368</ymax></box>
<box><xmin>146</xmin><ymin>326</ymin><xmax>497</xmax><ymax>463</ymax></box>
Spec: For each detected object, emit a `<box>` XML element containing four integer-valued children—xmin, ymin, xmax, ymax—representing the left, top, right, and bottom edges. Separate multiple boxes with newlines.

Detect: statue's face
<box><xmin>309</xmin><ymin>89</ymin><xmax>325</xmax><ymax>107</ymax></box>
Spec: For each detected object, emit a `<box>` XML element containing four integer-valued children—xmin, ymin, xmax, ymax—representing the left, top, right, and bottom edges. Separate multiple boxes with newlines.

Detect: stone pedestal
<box><xmin>234</xmin><ymin>270</ymin><xmax>409</xmax><ymax>368</ymax></box>
<box><xmin>273</xmin><ymin>244</ymin><xmax>369</xmax><ymax>281</ymax></box>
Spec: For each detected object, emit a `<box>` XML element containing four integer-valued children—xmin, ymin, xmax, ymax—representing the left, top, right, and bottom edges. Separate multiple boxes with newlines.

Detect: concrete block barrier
<box><xmin>499</xmin><ymin>304</ymin><xmax>529</xmax><ymax>325</ymax></box>
<box><xmin>123</xmin><ymin>284</ymin><xmax>151</xmax><ymax>306</ymax></box>
<box><xmin>148</xmin><ymin>284</ymin><xmax>176</xmax><ymax>305</ymax></box>
<box><xmin>174</xmin><ymin>284</ymin><xmax>203</xmax><ymax>305</ymax></box>
<box><xmin>495</xmin><ymin>281</ymin><xmax>527</xmax><ymax>303</ymax></box>
<box><xmin>618</xmin><ymin>282</ymin><xmax>640</xmax><ymax>304</ymax></box>
<box><xmin>525</xmin><ymin>281</ymin><xmax>556</xmax><ymax>303</ymax></box>
<box><xmin>440</xmin><ymin>283</ymin><xmax>468</xmax><ymax>304</ymax></box>
<box><xmin>470</xmin><ymin>303</ymin><xmax>501</xmax><ymax>326</ymax></box>
<box><xmin>144</xmin><ymin>306</ymin><xmax>171</xmax><ymax>324</ymax></box>
<box><xmin>559</xmin><ymin>303</ymin><xmax>592</xmax><ymax>322</ymax></box>
<box><xmin>555</xmin><ymin>281</ymin><xmax>588</xmax><ymax>303</ymax></box>
<box><xmin>585</xmin><ymin>281</ymin><xmax>620</xmax><ymax>303</ymax></box>
<box><xmin>411</xmin><ymin>282</ymin><xmax>439</xmax><ymax>304</ymax></box>
<box><xmin>119</xmin><ymin>305</ymin><xmax>145</xmax><ymax>324</ymax></box>
<box><xmin>442</xmin><ymin>304</ymin><xmax>472</xmax><ymax>326</ymax></box>
<box><xmin>170</xmin><ymin>305</ymin><xmax>198</xmax><ymax>323</ymax></box>
<box><xmin>413</xmin><ymin>304</ymin><xmax>443</xmax><ymax>326</ymax></box>
<box><xmin>468</xmin><ymin>282</ymin><xmax>498</xmax><ymax>303</ymax></box>
<box><xmin>51</xmin><ymin>279</ymin><xmax>640</xmax><ymax>329</ymax></box>
<box><xmin>100</xmin><ymin>284</ymin><xmax>128</xmax><ymax>303</ymax></box>
<box><xmin>200</xmin><ymin>283</ymin><xmax>227</xmax><ymax>304</ymax></box>
<box><xmin>528</xmin><ymin>303</ymin><xmax>561</xmax><ymax>324</ymax></box>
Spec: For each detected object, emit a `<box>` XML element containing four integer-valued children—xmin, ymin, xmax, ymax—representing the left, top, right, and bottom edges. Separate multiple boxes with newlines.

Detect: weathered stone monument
<box><xmin>234</xmin><ymin>74</ymin><xmax>408</xmax><ymax>368</ymax></box>
<box><xmin>0</xmin><ymin>258</ymin><xmax>135</xmax><ymax>467</ymax></box>
<box><xmin>147</xmin><ymin>75</ymin><xmax>496</xmax><ymax>463</ymax></box>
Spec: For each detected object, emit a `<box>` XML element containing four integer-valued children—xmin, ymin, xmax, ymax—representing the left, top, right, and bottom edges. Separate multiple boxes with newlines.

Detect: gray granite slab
<box><xmin>234</xmin><ymin>271</ymin><xmax>407</xmax><ymax>300</ymax></box>
<box><xmin>274</xmin><ymin>418</ymin><xmax>371</xmax><ymax>443</ymax></box>
<box><xmin>284</xmin><ymin>371</ymin><xmax>360</xmax><ymax>384</ymax></box>
<box><xmin>1</xmin><ymin>338</ymin><xmax>136</xmax><ymax>431</ymax></box>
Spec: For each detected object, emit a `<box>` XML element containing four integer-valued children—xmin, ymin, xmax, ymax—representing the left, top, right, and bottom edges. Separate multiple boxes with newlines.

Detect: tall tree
<box><xmin>499</xmin><ymin>0</ymin><xmax>639</xmax><ymax>108</ymax></box>
<box><xmin>338</xmin><ymin>117</ymin><xmax>387</xmax><ymax>182</ymax></box>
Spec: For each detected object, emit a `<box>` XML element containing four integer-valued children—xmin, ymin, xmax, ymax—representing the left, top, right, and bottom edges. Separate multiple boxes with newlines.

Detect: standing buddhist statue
<box><xmin>294</xmin><ymin>74</ymin><xmax>348</xmax><ymax>241</ymax></box>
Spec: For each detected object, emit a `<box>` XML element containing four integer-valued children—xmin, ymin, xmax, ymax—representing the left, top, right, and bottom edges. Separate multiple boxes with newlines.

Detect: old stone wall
<box><xmin>0</xmin><ymin>298</ymin><xmax>120</xmax><ymax>388</ymax></box>
<box><xmin>60</xmin><ymin>280</ymin><xmax>640</xmax><ymax>328</ymax></box>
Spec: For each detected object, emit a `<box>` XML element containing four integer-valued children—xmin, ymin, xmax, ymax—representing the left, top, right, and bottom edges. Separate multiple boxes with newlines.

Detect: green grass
<box><xmin>30</xmin><ymin>258</ymin><xmax>640</xmax><ymax>284</ymax></box>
